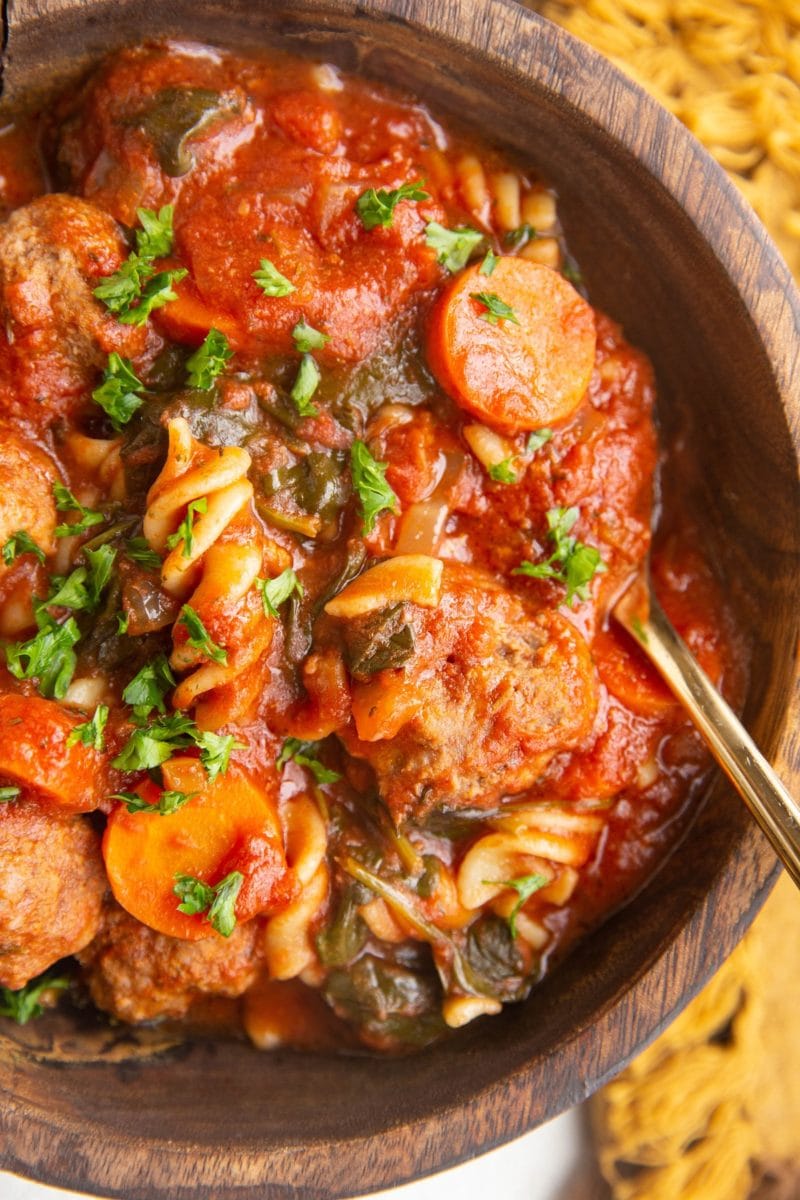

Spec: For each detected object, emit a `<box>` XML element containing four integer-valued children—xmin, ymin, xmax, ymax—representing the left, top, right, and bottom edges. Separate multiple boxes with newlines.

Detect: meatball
<box><xmin>0</xmin><ymin>427</ymin><xmax>58</xmax><ymax>566</ymax></box>
<box><xmin>0</xmin><ymin>194</ymin><xmax>145</xmax><ymax>424</ymax></box>
<box><xmin>78</xmin><ymin>904</ymin><xmax>263</xmax><ymax>1023</ymax></box>
<box><xmin>0</xmin><ymin>800</ymin><xmax>106</xmax><ymax>990</ymax></box>
<box><xmin>337</xmin><ymin>564</ymin><xmax>599</xmax><ymax>824</ymax></box>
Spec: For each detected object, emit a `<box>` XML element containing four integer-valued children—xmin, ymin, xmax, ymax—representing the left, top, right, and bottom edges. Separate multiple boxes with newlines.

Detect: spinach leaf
<box><xmin>315</xmin><ymin>886</ymin><xmax>370</xmax><ymax>967</ymax></box>
<box><xmin>344</xmin><ymin>603</ymin><xmax>415</xmax><ymax>679</ymax></box>
<box><xmin>460</xmin><ymin>914</ymin><xmax>537</xmax><ymax>1003</ymax></box>
<box><xmin>137</xmin><ymin>88</ymin><xmax>238</xmax><ymax>176</ymax></box>
<box><xmin>323</xmin><ymin>953</ymin><xmax>445</xmax><ymax>1048</ymax></box>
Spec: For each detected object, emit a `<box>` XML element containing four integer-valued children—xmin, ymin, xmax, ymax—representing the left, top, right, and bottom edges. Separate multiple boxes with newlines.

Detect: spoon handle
<box><xmin>618</xmin><ymin>592</ymin><xmax>800</xmax><ymax>888</ymax></box>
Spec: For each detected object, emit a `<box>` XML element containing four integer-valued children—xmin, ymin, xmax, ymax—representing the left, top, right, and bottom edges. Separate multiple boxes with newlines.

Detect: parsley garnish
<box><xmin>424</xmin><ymin>222</ymin><xmax>483</xmax><ymax>273</ymax></box>
<box><xmin>480</xmin><ymin>249</ymin><xmax>498</xmax><ymax>276</ymax></box>
<box><xmin>195</xmin><ymin>730</ymin><xmax>244</xmax><ymax>782</ymax></box>
<box><xmin>504</xmin><ymin>223</ymin><xmax>537</xmax><ymax>248</ymax></box>
<box><xmin>277</xmin><ymin>737</ymin><xmax>341</xmax><ymax>784</ymax></box>
<box><xmin>488</xmin><ymin>458</ymin><xmax>518</xmax><ymax>484</ymax></box>
<box><xmin>0</xmin><ymin>787</ymin><xmax>20</xmax><ymax>802</ymax></box>
<box><xmin>166</xmin><ymin>497</ymin><xmax>207</xmax><ymax>558</ymax></box>
<box><xmin>45</xmin><ymin>545</ymin><xmax>116</xmax><ymax>612</ymax></box>
<box><xmin>113</xmin><ymin>789</ymin><xmax>197</xmax><ymax>815</ymax></box>
<box><xmin>2</xmin><ymin>530</ymin><xmax>45</xmax><ymax>566</ymax></box>
<box><xmin>135</xmin><ymin>205</ymin><xmax>175</xmax><ymax>260</ymax></box>
<box><xmin>91</xmin><ymin>353</ymin><xmax>146</xmax><ymax>430</ymax></box>
<box><xmin>122</xmin><ymin>655</ymin><xmax>175</xmax><ymax>720</ymax></box>
<box><xmin>93</xmin><ymin>254</ymin><xmax>155</xmax><ymax>315</ymax></box>
<box><xmin>350</xmin><ymin>440</ymin><xmax>399</xmax><ymax>534</ymax></box>
<box><xmin>66</xmin><ymin>704</ymin><xmax>108</xmax><ymax>751</ymax></box>
<box><xmin>470</xmin><ymin>291</ymin><xmax>520</xmax><ymax>326</ymax></box>
<box><xmin>125</xmin><ymin>537</ymin><xmax>162</xmax><ymax>570</ymax></box>
<box><xmin>186</xmin><ymin>328</ymin><xmax>233</xmax><ymax>390</ymax></box>
<box><xmin>117</xmin><ymin>612</ymin><xmax>130</xmax><ymax>635</ymax></box>
<box><xmin>5</xmin><ymin>612</ymin><xmax>80</xmax><ymax>699</ymax></box>
<box><xmin>526</xmin><ymin>428</ymin><xmax>553</xmax><ymax>454</ymax></box>
<box><xmin>485</xmin><ymin>873</ymin><xmax>550</xmax><ymax>938</ymax></box>
<box><xmin>118</xmin><ymin>268</ymin><xmax>187</xmax><ymax>326</ymax></box>
<box><xmin>290</xmin><ymin>354</ymin><xmax>321</xmax><ymax>417</ymax></box>
<box><xmin>292</xmin><ymin>319</ymin><xmax>330</xmax><ymax>353</ymax></box>
<box><xmin>0</xmin><ymin>972</ymin><xmax>71</xmax><ymax>1025</ymax></box>
<box><xmin>252</xmin><ymin>259</ymin><xmax>295</xmax><ymax>297</ymax></box>
<box><xmin>178</xmin><ymin>604</ymin><xmax>228</xmax><ymax>664</ymax></box>
<box><xmin>111</xmin><ymin>712</ymin><xmax>199</xmax><ymax>772</ymax></box>
<box><xmin>53</xmin><ymin>483</ymin><xmax>104</xmax><ymax>538</ymax></box>
<box><xmin>513</xmin><ymin>506</ymin><xmax>605</xmax><ymax>605</ymax></box>
<box><xmin>257</xmin><ymin>568</ymin><xmax>303</xmax><ymax>618</ymax></box>
<box><xmin>173</xmin><ymin>870</ymin><xmax>243</xmax><ymax>937</ymax></box>
<box><xmin>356</xmin><ymin>180</ymin><xmax>429</xmax><ymax>230</ymax></box>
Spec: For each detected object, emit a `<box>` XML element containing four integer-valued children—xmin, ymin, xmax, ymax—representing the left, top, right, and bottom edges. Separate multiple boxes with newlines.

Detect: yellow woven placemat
<box><xmin>523</xmin><ymin>3</ymin><xmax>800</xmax><ymax>1196</ymax></box>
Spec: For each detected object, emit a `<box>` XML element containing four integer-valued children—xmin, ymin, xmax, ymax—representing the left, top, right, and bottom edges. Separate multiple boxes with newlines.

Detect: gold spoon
<box><xmin>614</xmin><ymin>568</ymin><xmax>800</xmax><ymax>889</ymax></box>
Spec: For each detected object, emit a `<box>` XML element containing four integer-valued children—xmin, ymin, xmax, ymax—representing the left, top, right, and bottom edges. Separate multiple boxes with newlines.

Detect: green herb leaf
<box><xmin>292</xmin><ymin>319</ymin><xmax>330</xmax><ymax>353</ymax></box>
<box><xmin>117</xmin><ymin>611</ymin><xmax>130</xmax><ymax>635</ymax></box>
<box><xmin>135</xmin><ymin>205</ymin><xmax>175</xmax><ymax>259</ymax></box>
<box><xmin>0</xmin><ymin>972</ymin><xmax>71</xmax><ymax>1025</ymax></box>
<box><xmin>194</xmin><ymin>730</ymin><xmax>244</xmax><ymax>782</ymax></box>
<box><xmin>504</xmin><ymin>223</ymin><xmax>536</xmax><ymax>248</ymax></box>
<box><xmin>485</xmin><ymin>872</ymin><xmax>550</xmax><ymax>938</ymax></box>
<box><xmin>122</xmin><ymin>654</ymin><xmax>176</xmax><ymax>720</ymax></box>
<box><xmin>5</xmin><ymin>613</ymin><xmax>80</xmax><ymax>699</ymax></box>
<box><xmin>185</xmin><ymin>328</ymin><xmax>233</xmax><ymax>390</ymax></box>
<box><xmin>91</xmin><ymin>352</ymin><xmax>146</xmax><ymax>431</ymax></box>
<box><xmin>488</xmin><ymin>457</ymin><xmax>518</xmax><ymax>484</ymax></box>
<box><xmin>290</xmin><ymin>353</ymin><xmax>321</xmax><ymax>418</ymax></box>
<box><xmin>53</xmin><ymin>483</ymin><xmax>104</xmax><ymax>537</ymax></box>
<box><xmin>470</xmin><ymin>291</ymin><xmax>520</xmax><ymax>326</ymax></box>
<box><xmin>173</xmin><ymin>870</ymin><xmax>243</xmax><ymax>937</ymax></box>
<box><xmin>2</xmin><ymin>530</ymin><xmax>46</xmax><ymax>566</ymax></box>
<box><xmin>479</xmin><ymin>249</ymin><xmax>498</xmax><ymax>276</ymax></box>
<box><xmin>525</xmin><ymin>428</ymin><xmax>553</xmax><ymax>454</ymax></box>
<box><xmin>0</xmin><ymin>786</ymin><xmax>21</xmax><ymax>802</ymax></box>
<box><xmin>252</xmin><ymin>259</ymin><xmax>295</xmax><ymax>297</ymax></box>
<box><xmin>117</xmin><ymin>267</ymin><xmax>187</xmax><ymax>326</ymax></box>
<box><xmin>356</xmin><ymin>180</ymin><xmax>429</xmax><ymax>231</ymax></box>
<box><xmin>350</xmin><ymin>440</ymin><xmax>399</xmax><ymax>534</ymax></box>
<box><xmin>84</xmin><ymin>545</ymin><xmax>116</xmax><ymax>607</ymax></box>
<box><xmin>424</xmin><ymin>222</ymin><xmax>483</xmax><ymax>273</ymax></box>
<box><xmin>277</xmin><ymin>737</ymin><xmax>341</xmax><ymax>784</ymax></box>
<box><xmin>125</xmin><ymin>537</ymin><xmax>162</xmax><ymax>570</ymax></box>
<box><xmin>562</xmin><ymin>261</ymin><xmax>583</xmax><ymax>287</ymax></box>
<box><xmin>173</xmin><ymin>873</ymin><xmax>216</xmax><ymax>915</ymax></box>
<box><xmin>256</xmin><ymin>568</ymin><xmax>303</xmax><ymax>618</ymax></box>
<box><xmin>178</xmin><ymin>604</ymin><xmax>228</xmax><ymax>664</ymax></box>
<box><xmin>93</xmin><ymin>254</ymin><xmax>155</xmax><ymax>315</ymax></box>
<box><xmin>166</xmin><ymin>497</ymin><xmax>208</xmax><ymax>558</ymax></box>
<box><xmin>66</xmin><ymin>704</ymin><xmax>108</xmax><ymax>751</ymax></box>
<box><xmin>512</xmin><ymin>505</ymin><xmax>605</xmax><ymax>605</ymax></box>
<box><xmin>111</xmin><ymin>712</ymin><xmax>198</xmax><ymax>772</ymax></box>
<box><xmin>113</xmin><ymin>789</ymin><xmax>197</xmax><ymax>815</ymax></box>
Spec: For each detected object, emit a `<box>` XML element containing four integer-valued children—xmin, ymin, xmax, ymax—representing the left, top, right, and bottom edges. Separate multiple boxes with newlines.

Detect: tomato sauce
<box><xmin>0</xmin><ymin>41</ymin><xmax>744</xmax><ymax>1051</ymax></box>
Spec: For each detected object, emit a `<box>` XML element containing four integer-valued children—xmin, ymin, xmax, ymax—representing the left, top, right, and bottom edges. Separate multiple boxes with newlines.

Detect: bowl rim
<box><xmin>0</xmin><ymin>0</ymin><xmax>798</xmax><ymax>1196</ymax></box>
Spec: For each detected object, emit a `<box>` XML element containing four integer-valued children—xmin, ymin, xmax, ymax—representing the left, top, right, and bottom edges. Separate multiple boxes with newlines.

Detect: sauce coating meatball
<box><xmin>0</xmin><ymin>428</ymin><xmax>59</xmax><ymax>564</ymax></box>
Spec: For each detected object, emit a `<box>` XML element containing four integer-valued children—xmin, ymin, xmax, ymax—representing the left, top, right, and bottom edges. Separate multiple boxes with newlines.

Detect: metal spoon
<box><xmin>614</xmin><ymin>567</ymin><xmax>800</xmax><ymax>888</ymax></box>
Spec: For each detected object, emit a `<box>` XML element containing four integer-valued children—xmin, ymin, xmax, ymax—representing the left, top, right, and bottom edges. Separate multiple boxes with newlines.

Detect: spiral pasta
<box><xmin>263</xmin><ymin>794</ymin><xmax>330</xmax><ymax>981</ymax></box>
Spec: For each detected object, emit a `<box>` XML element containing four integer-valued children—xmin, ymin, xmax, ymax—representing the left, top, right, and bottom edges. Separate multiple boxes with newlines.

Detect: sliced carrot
<box><xmin>593</xmin><ymin>625</ymin><xmax>677</xmax><ymax>718</ymax></box>
<box><xmin>0</xmin><ymin>692</ymin><xmax>107</xmax><ymax>812</ymax></box>
<box><xmin>427</xmin><ymin>258</ymin><xmax>596</xmax><ymax>433</ymax></box>
<box><xmin>154</xmin><ymin>275</ymin><xmax>239</xmax><ymax>347</ymax></box>
<box><xmin>103</xmin><ymin>757</ymin><xmax>286</xmax><ymax>941</ymax></box>
<box><xmin>350</xmin><ymin>672</ymin><xmax>427</xmax><ymax>742</ymax></box>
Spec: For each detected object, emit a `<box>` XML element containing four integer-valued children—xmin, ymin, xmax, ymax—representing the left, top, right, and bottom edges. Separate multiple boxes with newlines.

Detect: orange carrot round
<box><xmin>0</xmin><ymin>692</ymin><xmax>107</xmax><ymax>812</ymax></box>
<box><xmin>427</xmin><ymin>258</ymin><xmax>596</xmax><ymax>433</ymax></box>
<box><xmin>103</xmin><ymin>757</ymin><xmax>286</xmax><ymax>940</ymax></box>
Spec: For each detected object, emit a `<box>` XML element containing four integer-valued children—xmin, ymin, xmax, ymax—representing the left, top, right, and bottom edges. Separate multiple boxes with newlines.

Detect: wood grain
<box><xmin>0</xmin><ymin>1</ymin><xmax>799</xmax><ymax>1197</ymax></box>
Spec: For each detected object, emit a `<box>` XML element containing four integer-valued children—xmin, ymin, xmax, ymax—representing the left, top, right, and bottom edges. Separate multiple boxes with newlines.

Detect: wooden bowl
<box><xmin>1</xmin><ymin>2</ymin><xmax>799</xmax><ymax>1196</ymax></box>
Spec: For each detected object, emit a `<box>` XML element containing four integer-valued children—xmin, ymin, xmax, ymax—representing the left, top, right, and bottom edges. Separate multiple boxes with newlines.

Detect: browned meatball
<box><xmin>79</xmin><ymin>904</ymin><xmax>263</xmax><ymax>1022</ymax></box>
<box><xmin>337</xmin><ymin>564</ymin><xmax>599</xmax><ymax>824</ymax></box>
<box><xmin>0</xmin><ymin>427</ymin><xmax>58</xmax><ymax>566</ymax></box>
<box><xmin>0</xmin><ymin>194</ymin><xmax>145</xmax><ymax>425</ymax></box>
<box><xmin>0</xmin><ymin>800</ymin><xmax>106</xmax><ymax>989</ymax></box>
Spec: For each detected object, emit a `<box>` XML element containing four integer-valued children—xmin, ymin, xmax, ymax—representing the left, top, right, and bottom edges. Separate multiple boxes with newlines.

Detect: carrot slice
<box><xmin>103</xmin><ymin>757</ymin><xmax>286</xmax><ymax>941</ymax></box>
<box><xmin>0</xmin><ymin>692</ymin><xmax>107</xmax><ymax>812</ymax></box>
<box><xmin>154</xmin><ymin>276</ymin><xmax>239</xmax><ymax>347</ymax></box>
<box><xmin>427</xmin><ymin>258</ymin><xmax>596</xmax><ymax>433</ymax></box>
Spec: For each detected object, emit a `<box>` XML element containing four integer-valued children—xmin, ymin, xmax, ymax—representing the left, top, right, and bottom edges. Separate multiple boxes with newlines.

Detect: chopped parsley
<box><xmin>113</xmin><ymin>788</ymin><xmax>197</xmax><ymax>815</ymax></box>
<box><xmin>111</xmin><ymin>712</ymin><xmax>198</xmax><ymax>772</ymax></box>
<box><xmin>5</xmin><ymin>612</ymin><xmax>80</xmax><ymax>700</ymax></box>
<box><xmin>117</xmin><ymin>612</ymin><xmax>130</xmax><ymax>636</ymax></box>
<box><xmin>356</xmin><ymin>179</ymin><xmax>429</xmax><ymax>230</ymax></box>
<box><xmin>91</xmin><ymin>353</ymin><xmax>146</xmax><ymax>430</ymax></box>
<box><xmin>122</xmin><ymin>655</ymin><xmax>176</xmax><ymax>720</ymax></box>
<box><xmin>290</xmin><ymin>354</ymin><xmax>321</xmax><ymax>418</ymax></box>
<box><xmin>173</xmin><ymin>870</ymin><xmax>243</xmax><ymax>937</ymax></box>
<box><xmin>186</xmin><ymin>328</ymin><xmax>233</xmax><ymax>390</ymax></box>
<box><xmin>504</xmin><ymin>222</ymin><xmax>537</xmax><ymax>248</ymax></box>
<box><xmin>45</xmin><ymin>545</ymin><xmax>116</xmax><ymax>613</ymax></box>
<box><xmin>166</xmin><ymin>497</ymin><xmax>207</xmax><ymax>558</ymax></box>
<box><xmin>277</xmin><ymin>737</ymin><xmax>341</xmax><ymax>784</ymax></box>
<box><xmin>479</xmin><ymin>249</ymin><xmax>498</xmax><ymax>276</ymax></box>
<box><xmin>486</xmin><ymin>873</ymin><xmax>550</xmax><ymax>938</ymax></box>
<box><xmin>194</xmin><ymin>730</ymin><xmax>244</xmax><ymax>782</ymax></box>
<box><xmin>526</xmin><ymin>428</ymin><xmax>553</xmax><ymax>454</ymax></box>
<box><xmin>252</xmin><ymin>259</ymin><xmax>295</xmax><ymax>297</ymax></box>
<box><xmin>424</xmin><ymin>222</ymin><xmax>483</xmax><ymax>273</ymax></box>
<box><xmin>257</xmin><ymin>568</ymin><xmax>303</xmax><ymax>618</ymax></box>
<box><xmin>350</xmin><ymin>440</ymin><xmax>399</xmax><ymax>534</ymax></box>
<box><xmin>66</xmin><ymin>704</ymin><xmax>109</xmax><ymax>751</ymax></box>
<box><xmin>0</xmin><ymin>972</ymin><xmax>71</xmax><ymax>1025</ymax></box>
<box><xmin>470</xmin><ymin>291</ymin><xmax>520</xmax><ymax>326</ymax></box>
<box><xmin>0</xmin><ymin>787</ymin><xmax>21</xmax><ymax>802</ymax></box>
<box><xmin>135</xmin><ymin>205</ymin><xmax>175</xmax><ymax>260</ymax></box>
<box><xmin>2</xmin><ymin>530</ymin><xmax>45</xmax><ymax>566</ymax></box>
<box><xmin>125</xmin><ymin>537</ymin><xmax>162</xmax><ymax>570</ymax></box>
<box><xmin>178</xmin><ymin>604</ymin><xmax>228</xmax><ymax>664</ymax></box>
<box><xmin>118</xmin><ymin>268</ymin><xmax>187</xmax><ymax>326</ymax></box>
<box><xmin>513</xmin><ymin>505</ymin><xmax>606</xmax><ymax>605</ymax></box>
<box><xmin>53</xmin><ymin>483</ymin><xmax>104</xmax><ymax>538</ymax></box>
<box><xmin>488</xmin><ymin>458</ymin><xmax>518</xmax><ymax>484</ymax></box>
<box><xmin>93</xmin><ymin>254</ymin><xmax>155</xmax><ymax>315</ymax></box>
<box><xmin>292</xmin><ymin>319</ymin><xmax>330</xmax><ymax>353</ymax></box>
